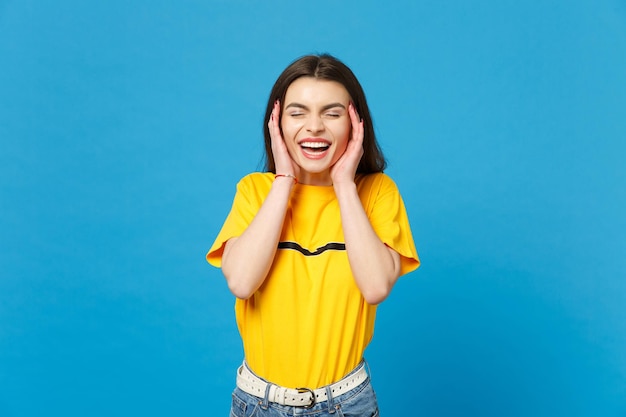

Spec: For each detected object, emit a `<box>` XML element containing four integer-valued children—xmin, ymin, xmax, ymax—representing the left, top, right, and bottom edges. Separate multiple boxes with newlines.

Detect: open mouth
<box><xmin>300</xmin><ymin>141</ymin><xmax>330</xmax><ymax>155</ymax></box>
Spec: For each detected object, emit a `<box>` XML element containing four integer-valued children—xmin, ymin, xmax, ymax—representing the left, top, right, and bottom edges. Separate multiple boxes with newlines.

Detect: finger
<box><xmin>352</xmin><ymin>116</ymin><xmax>364</xmax><ymax>145</ymax></box>
<box><xmin>356</xmin><ymin>120</ymin><xmax>364</xmax><ymax>143</ymax></box>
<box><xmin>274</xmin><ymin>100</ymin><xmax>282</xmax><ymax>126</ymax></box>
<box><xmin>349</xmin><ymin>103</ymin><xmax>364</xmax><ymax>140</ymax></box>
<box><xmin>269</xmin><ymin>101</ymin><xmax>283</xmax><ymax>144</ymax></box>
<box><xmin>273</xmin><ymin>100</ymin><xmax>279</xmax><ymax>122</ymax></box>
<box><xmin>348</xmin><ymin>102</ymin><xmax>360</xmax><ymax>127</ymax></box>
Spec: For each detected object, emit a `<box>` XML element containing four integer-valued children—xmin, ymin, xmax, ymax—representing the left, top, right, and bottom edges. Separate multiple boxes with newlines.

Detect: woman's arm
<box><xmin>221</xmin><ymin>177</ymin><xmax>294</xmax><ymax>299</ymax></box>
<box><xmin>331</xmin><ymin>104</ymin><xmax>402</xmax><ymax>305</ymax></box>
<box><xmin>334</xmin><ymin>182</ymin><xmax>402</xmax><ymax>305</ymax></box>
<box><xmin>221</xmin><ymin>101</ymin><xmax>298</xmax><ymax>299</ymax></box>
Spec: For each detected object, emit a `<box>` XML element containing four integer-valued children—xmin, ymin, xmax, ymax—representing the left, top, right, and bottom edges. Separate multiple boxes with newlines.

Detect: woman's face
<box><xmin>281</xmin><ymin>77</ymin><xmax>352</xmax><ymax>185</ymax></box>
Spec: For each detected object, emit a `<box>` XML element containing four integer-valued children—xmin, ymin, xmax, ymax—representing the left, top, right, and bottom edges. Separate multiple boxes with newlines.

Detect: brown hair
<box><xmin>262</xmin><ymin>54</ymin><xmax>386</xmax><ymax>173</ymax></box>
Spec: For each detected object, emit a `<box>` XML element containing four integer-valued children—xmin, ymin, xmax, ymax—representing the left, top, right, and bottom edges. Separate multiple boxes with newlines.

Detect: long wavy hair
<box><xmin>262</xmin><ymin>54</ymin><xmax>386</xmax><ymax>174</ymax></box>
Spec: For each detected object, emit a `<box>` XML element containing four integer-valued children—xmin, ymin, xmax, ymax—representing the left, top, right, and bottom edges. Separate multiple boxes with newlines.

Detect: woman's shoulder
<box><xmin>356</xmin><ymin>172</ymin><xmax>399</xmax><ymax>191</ymax></box>
<box><xmin>237</xmin><ymin>172</ymin><xmax>274</xmax><ymax>186</ymax></box>
<box><xmin>233</xmin><ymin>172</ymin><xmax>275</xmax><ymax>195</ymax></box>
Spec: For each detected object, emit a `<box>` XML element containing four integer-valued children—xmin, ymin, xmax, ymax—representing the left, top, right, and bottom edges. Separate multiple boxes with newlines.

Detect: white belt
<box><xmin>236</xmin><ymin>361</ymin><xmax>368</xmax><ymax>409</ymax></box>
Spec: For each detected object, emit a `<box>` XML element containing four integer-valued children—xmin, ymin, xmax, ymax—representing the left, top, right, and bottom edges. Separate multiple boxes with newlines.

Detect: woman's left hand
<box><xmin>330</xmin><ymin>102</ymin><xmax>364</xmax><ymax>186</ymax></box>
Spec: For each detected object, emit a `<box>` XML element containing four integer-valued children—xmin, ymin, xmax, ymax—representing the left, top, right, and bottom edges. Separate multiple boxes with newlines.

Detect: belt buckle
<box><xmin>295</xmin><ymin>387</ymin><xmax>316</xmax><ymax>409</ymax></box>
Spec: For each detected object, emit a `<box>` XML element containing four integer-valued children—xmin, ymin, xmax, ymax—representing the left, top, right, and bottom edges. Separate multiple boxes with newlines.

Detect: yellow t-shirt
<box><xmin>207</xmin><ymin>172</ymin><xmax>419</xmax><ymax>389</ymax></box>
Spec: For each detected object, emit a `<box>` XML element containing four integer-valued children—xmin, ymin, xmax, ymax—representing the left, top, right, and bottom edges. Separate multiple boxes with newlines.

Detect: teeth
<box><xmin>301</xmin><ymin>142</ymin><xmax>329</xmax><ymax>148</ymax></box>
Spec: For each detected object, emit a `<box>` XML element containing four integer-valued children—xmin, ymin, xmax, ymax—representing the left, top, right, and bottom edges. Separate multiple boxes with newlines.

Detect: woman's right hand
<box><xmin>268</xmin><ymin>100</ymin><xmax>299</xmax><ymax>179</ymax></box>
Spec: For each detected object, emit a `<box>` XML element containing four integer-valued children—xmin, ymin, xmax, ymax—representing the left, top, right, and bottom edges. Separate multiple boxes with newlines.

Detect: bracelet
<box><xmin>275</xmin><ymin>173</ymin><xmax>298</xmax><ymax>184</ymax></box>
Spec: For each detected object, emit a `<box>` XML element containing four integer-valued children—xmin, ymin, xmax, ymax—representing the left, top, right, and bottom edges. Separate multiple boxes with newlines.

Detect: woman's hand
<box><xmin>330</xmin><ymin>102</ymin><xmax>364</xmax><ymax>186</ymax></box>
<box><xmin>268</xmin><ymin>100</ymin><xmax>300</xmax><ymax>179</ymax></box>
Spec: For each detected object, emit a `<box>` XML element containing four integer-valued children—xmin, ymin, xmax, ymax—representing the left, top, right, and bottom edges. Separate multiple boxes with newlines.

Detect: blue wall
<box><xmin>1</xmin><ymin>1</ymin><xmax>625</xmax><ymax>415</ymax></box>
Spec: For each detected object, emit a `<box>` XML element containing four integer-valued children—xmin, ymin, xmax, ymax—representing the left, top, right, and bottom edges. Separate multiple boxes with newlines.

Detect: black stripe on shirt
<box><xmin>277</xmin><ymin>241</ymin><xmax>346</xmax><ymax>256</ymax></box>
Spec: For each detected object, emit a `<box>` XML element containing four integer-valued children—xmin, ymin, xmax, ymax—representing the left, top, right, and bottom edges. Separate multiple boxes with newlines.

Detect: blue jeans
<box><xmin>229</xmin><ymin>364</ymin><xmax>379</xmax><ymax>417</ymax></box>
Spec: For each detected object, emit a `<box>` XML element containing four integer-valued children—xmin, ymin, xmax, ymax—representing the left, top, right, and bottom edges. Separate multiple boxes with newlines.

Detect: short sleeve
<box><xmin>206</xmin><ymin>174</ymin><xmax>271</xmax><ymax>268</ymax></box>
<box><xmin>359</xmin><ymin>173</ymin><xmax>420</xmax><ymax>276</ymax></box>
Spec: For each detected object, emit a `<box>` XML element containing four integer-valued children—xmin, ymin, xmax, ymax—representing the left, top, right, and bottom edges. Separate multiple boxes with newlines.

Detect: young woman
<box><xmin>207</xmin><ymin>54</ymin><xmax>419</xmax><ymax>416</ymax></box>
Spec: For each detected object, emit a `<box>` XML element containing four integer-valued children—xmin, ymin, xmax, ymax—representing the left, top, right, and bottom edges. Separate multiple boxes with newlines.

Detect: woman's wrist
<box><xmin>274</xmin><ymin>173</ymin><xmax>298</xmax><ymax>184</ymax></box>
<box><xmin>333</xmin><ymin>182</ymin><xmax>357</xmax><ymax>203</ymax></box>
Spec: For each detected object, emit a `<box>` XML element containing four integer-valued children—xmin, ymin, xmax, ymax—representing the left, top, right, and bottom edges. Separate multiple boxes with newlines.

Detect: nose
<box><xmin>305</xmin><ymin>114</ymin><xmax>325</xmax><ymax>133</ymax></box>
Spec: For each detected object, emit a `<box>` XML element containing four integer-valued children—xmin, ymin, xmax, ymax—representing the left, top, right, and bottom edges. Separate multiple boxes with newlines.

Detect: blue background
<box><xmin>1</xmin><ymin>1</ymin><xmax>625</xmax><ymax>416</ymax></box>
